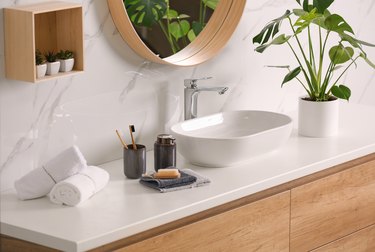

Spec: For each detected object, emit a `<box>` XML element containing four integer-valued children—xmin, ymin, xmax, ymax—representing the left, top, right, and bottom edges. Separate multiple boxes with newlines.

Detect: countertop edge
<box><xmin>1</xmin><ymin>223</ymin><xmax>78</xmax><ymax>252</ymax></box>
<box><xmin>77</xmin><ymin>144</ymin><xmax>375</xmax><ymax>251</ymax></box>
<box><xmin>2</xmin><ymin>146</ymin><xmax>375</xmax><ymax>252</ymax></box>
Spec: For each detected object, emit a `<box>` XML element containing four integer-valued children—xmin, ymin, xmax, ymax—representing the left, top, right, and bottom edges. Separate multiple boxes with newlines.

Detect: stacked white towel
<box><xmin>14</xmin><ymin>146</ymin><xmax>87</xmax><ymax>200</ymax></box>
<box><xmin>49</xmin><ymin>166</ymin><xmax>109</xmax><ymax>206</ymax></box>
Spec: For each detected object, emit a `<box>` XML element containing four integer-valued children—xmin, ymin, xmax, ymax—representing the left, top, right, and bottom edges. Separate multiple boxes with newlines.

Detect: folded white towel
<box><xmin>49</xmin><ymin>166</ymin><xmax>110</xmax><ymax>206</ymax></box>
<box><xmin>13</xmin><ymin>168</ymin><xmax>56</xmax><ymax>200</ymax></box>
<box><xmin>14</xmin><ymin>146</ymin><xmax>87</xmax><ymax>200</ymax></box>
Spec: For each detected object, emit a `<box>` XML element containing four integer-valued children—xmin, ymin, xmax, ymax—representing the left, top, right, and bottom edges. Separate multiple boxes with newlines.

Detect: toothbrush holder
<box><xmin>123</xmin><ymin>144</ymin><xmax>146</xmax><ymax>179</ymax></box>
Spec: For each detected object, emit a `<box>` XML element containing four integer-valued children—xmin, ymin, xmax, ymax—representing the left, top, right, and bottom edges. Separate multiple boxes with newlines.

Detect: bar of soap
<box><xmin>154</xmin><ymin>169</ymin><xmax>180</xmax><ymax>179</ymax></box>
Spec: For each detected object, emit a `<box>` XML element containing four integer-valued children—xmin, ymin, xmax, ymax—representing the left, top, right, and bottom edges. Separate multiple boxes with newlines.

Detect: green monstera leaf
<box><xmin>163</xmin><ymin>9</ymin><xmax>190</xmax><ymax>21</ymax></box>
<box><xmin>331</xmin><ymin>85</ymin><xmax>351</xmax><ymax>101</ymax></box>
<box><xmin>253</xmin><ymin>10</ymin><xmax>291</xmax><ymax>46</ymax></box>
<box><xmin>329</xmin><ymin>45</ymin><xmax>354</xmax><ymax>65</ymax></box>
<box><xmin>125</xmin><ymin>0</ymin><xmax>167</xmax><ymax>27</ymax></box>
<box><xmin>203</xmin><ymin>0</ymin><xmax>219</xmax><ymax>10</ymax></box>
<box><xmin>294</xmin><ymin>8</ymin><xmax>319</xmax><ymax>34</ymax></box>
<box><xmin>169</xmin><ymin>20</ymin><xmax>190</xmax><ymax>41</ymax></box>
<box><xmin>187</xmin><ymin>21</ymin><xmax>204</xmax><ymax>42</ymax></box>
<box><xmin>295</xmin><ymin>0</ymin><xmax>334</xmax><ymax>13</ymax></box>
<box><xmin>325</xmin><ymin>14</ymin><xmax>354</xmax><ymax>35</ymax></box>
<box><xmin>282</xmin><ymin>67</ymin><xmax>301</xmax><ymax>87</ymax></box>
<box><xmin>254</xmin><ymin>34</ymin><xmax>291</xmax><ymax>53</ymax></box>
<box><xmin>312</xmin><ymin>0</ymin><xmax>334</xmax><ymax>14</ymax></box>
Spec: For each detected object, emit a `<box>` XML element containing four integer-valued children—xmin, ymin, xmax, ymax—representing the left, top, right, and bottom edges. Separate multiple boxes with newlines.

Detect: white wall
<box><xmin>1</xmin><ymin>0</ymin><xmax>374</xmax><ymax>191</ymax></box>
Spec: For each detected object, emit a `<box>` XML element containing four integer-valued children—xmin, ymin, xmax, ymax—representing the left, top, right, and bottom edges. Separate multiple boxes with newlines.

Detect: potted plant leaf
<box><xmin>125</xmin><ymin>0</ymin><xmax>218</xmax><ymax>57</ymax></box>
<box><xmin>253</xmin><ymin>0</ymin><xmax>375</xmax><ymax>137</ymax></box>
<box><xmin>35</xmin><ymin>49</ymin><xmax>47</xmax><ymax>78</ymax></box>
<box><xmin>57</xmin><ymin>50</ymin><xmax>74</xmax><ymax>72</ymax></box>
<box><xmin>44</xmin><ymin>51</ymin><xmax>60</xmax><ymax>76</ymax></box>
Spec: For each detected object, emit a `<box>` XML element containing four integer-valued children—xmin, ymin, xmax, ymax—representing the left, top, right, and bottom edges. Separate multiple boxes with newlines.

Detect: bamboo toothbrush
<box><xmin>115</xmin><ymin>130</ymin><xmax>128</xmax><ymax>149</ymax></box>
<box><xmin>129</xmin><ymin>125</ymin><xmax>137</xmax><ymax>150</ymax></box>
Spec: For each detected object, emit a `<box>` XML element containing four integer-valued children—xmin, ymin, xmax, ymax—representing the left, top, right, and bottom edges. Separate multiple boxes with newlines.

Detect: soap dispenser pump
<box><xmin>154</xmin><ymin>134</ymin><xmax>176</xmax><ymax>171</ymax></box>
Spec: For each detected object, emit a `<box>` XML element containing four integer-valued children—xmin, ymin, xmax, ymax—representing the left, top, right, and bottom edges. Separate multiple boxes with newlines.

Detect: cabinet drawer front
<box><xmin>119</xmin><ymin>192</ymin><xmax>290</xmax><ymax>252</ymax></box>
<box><xmin>291</xmin><ymin>160</ymin><xmax>375</xmax><ymax>251</ymax></box>
<box><xmin>312</xmin><ymin>224</ymin><xmax>375</xmax><ymax>252</ymax></box>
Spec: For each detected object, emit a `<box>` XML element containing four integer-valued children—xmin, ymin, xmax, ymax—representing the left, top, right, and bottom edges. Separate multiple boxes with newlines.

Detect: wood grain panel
<box><xmin>116</xmin><ymin>191</ymin><xmax>290</xmax><ymax>252</ymax></box>
<box><xmin>35</xmin><ymin>12</ymin><xmax>58</xmax><ymax>52</ymax></box>
<box><xmin>56</xmin><ymin>7</ymin><xmax>84</xmax><ymax>71</ymax></box>
<box><xmin>290</xmin><ymin>159</ymin><xmax>375</xmax><ymax>251</ymax></box>
<box><xmin>6</xmin><ymin>1</ymin><xmax>81</xmax><ymax>13</ymax></box>
<box><xmin>0</xmin><ymin>234</ymin><xmax>58</xmax><ymax>252</ymax></box>
<box><xmin>4</xmin><ymin>2</ymin><xmax>84</xmax><ymax>83</ymax></box>
<box><xmin>4</xmin><ymin>9</ymin><xmax>35</xmax><ymax>82</ymax></box>
<box><xmin>312</xmin><ymin>224</ymin><xmax>375</xmax><ymax>252</ymax></box>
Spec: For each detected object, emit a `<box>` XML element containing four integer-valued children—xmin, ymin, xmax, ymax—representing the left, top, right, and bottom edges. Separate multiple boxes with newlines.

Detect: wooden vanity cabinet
<box><xmin>108</xmin><ymin>154</ymin><xmax>375</xmax><ymax>252</ymax></box>
<box><xmin>290</xmin><ymin>158</ymin><xmax>375</xmax><ymax>251</ymax></box>
<box><xmin>115</xmin><ymin>191</ymin><xmax>290</xmax><ymax>252</ymax></box>
<box><xmin>311</xmin><ymin>224</ymin><xmax>375</xmax><ymax>252</ymax></box>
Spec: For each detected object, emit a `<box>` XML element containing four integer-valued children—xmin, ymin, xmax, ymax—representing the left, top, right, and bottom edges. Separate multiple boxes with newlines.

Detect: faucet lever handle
<box><xmin>184</xmin><ymin>77</ymin><xmax>213</xmax><ymax>88</ymax></box>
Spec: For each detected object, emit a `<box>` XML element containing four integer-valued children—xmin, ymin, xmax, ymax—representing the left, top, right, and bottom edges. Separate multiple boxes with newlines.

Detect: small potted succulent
<box><xmin>57</xmin><ymin>50</ymin><xmax>75</xmax><ymax>72</ymax></box>
<box><xmin>35</xmin><ymin>49</ymin><xmax>47</xmax><ymax>78</ymax></box>
<box><xmin>253</xmin><ymin>0</ymin><xmax>375</xmax><ymax>137</ymax></box>
<box><xmin>44</xmin><ymin>51</ymin><xmax>60</xmax><ymax>75</ymax></box>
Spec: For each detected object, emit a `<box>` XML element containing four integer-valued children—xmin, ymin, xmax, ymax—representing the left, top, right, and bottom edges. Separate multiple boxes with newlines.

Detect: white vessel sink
<box><xmin>171</xmin><ymin>110</ymin><xmax>293</xmax><ymax>167</ymax></box>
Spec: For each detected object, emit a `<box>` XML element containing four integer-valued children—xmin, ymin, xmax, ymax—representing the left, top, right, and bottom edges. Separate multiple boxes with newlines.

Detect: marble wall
<box><xmin>1</xmin><ymin>0</ymin><xmax>374</xmax><ymax>192</ymax></box>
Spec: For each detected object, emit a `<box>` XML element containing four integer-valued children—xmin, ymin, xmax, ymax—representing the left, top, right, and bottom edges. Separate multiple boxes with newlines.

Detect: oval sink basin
<box><xmin>170</xmin><ymin>110</ymin><xmax>293</xmax><ymax>167</ymax></box>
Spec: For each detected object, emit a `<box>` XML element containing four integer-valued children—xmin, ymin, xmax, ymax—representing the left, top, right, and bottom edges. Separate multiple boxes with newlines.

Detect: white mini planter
<box><xmin>36</xmin><ymin>63</ymin><xmax>47</xmax><ymax>78</ymax></box>
<box><xmin>46</xmin><ymin>61</ymin><xmax>60</xmax><ymax>75</ymax></box>
<box><xmin>298</xmin><ymin>97</ymin><xmax>339</xmax><ymax>137</ymax></box>
<box><xmin>59</xmin><ymin>58</ymin><xmax>74</xmax><ymax>72</ymax></box>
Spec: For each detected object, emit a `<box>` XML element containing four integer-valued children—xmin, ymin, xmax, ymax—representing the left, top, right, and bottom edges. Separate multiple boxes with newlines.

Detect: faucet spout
<box><xmin>196</xmin><ymin>86</ymin><xmax>228</xmax><ymax>95</ymax></box>
<box><xmin>184</xmin><ymin>78</ymin><xmax>228</xmax><ymax>120</ymax></box>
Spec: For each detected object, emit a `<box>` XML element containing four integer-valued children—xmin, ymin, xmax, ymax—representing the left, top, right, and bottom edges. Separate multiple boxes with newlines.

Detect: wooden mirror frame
<box><xmin>107</xmin><ymin>0</ymin><xmax>246</xmax><ymax>66</ymax></box>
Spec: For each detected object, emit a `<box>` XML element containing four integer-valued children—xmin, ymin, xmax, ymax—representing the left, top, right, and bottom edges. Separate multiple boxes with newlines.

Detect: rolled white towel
<box><xmin>15</xmin><ymin>146</ymin><xmax>87</xmax><ymax>200</ymax></box>
<box><xmin>49</xmin><ymin>166</ymin><xmax>110</xmax><ymax>206</ymax></box>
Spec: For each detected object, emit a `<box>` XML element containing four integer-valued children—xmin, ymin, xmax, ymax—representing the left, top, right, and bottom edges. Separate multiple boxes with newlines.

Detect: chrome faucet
<box><xmin>184</xmin><ymin>77</ymin><xmax>228</xmax><ymax>120</ymax></box>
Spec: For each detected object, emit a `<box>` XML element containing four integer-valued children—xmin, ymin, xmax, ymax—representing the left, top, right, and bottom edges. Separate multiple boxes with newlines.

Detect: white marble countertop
<box><xmin>2</xmin><ymin>103</ymin><xmax>375</xmax><ymax>252</ymax></box>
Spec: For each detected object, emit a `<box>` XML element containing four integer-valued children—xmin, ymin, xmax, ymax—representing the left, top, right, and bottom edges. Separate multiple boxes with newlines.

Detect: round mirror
<box><xmin>108</xmin><ymin>0</ymin><xmax>246</xmax><ymax>66</ymax></box>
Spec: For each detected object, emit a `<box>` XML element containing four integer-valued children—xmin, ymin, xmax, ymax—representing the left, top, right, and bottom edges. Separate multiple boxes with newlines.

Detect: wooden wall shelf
<box><xmin>4</xmin><ymin>1</ymin><xmax>84</xmax><ymax>83</ymax></box>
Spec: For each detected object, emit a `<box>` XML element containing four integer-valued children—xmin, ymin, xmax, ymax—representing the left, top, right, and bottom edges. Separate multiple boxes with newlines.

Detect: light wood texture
<box><xmin>4</xmin><ymin>1</ymin><xmax>84</xmax><ymax>83</ymax></box>
<box><xmin>76</xmin><ymin>153</ymin><xmax>375</xmax><ymax>251</ymax></box>
<box><xmin>4</xmin><ymin>9</ymin><xmax>34</xmax><ymax>82</ymax></box>
<box><xmin>290</xmin><ymin>159</ymin><xmax>375</xmax><ymax>251</ymax></box>
<box><xmin>116</xmin><ymin>191</ymin><xmax>290</xmax><ymax>252</ymax></box>
<box><xmin>35</xmin><ymin>12</ymin><xmax>57</xmax><ymax>54</ymax></box>
<box><xmin>0</xmin><ymin>234</ymin><xmax>58</xmax><ymax>252</ymax></box>
<box><xmin>3</xmin><ymin>1</ymin><xmax>81</xmax><ymax>13</ymax></box>
<box><xmin>55</xmin><ymin>7</ymin><xmax>84</xmax><ymax>73</ymax></box>
<box><xmin>312</xmin><ymin>224</ymin><xmax>375</xmax><ymax>252</ymax></box>
<box><xmin>107</xmin><ymin>0</ymin><xmax>246</xmax><ymax>66</ymax></box>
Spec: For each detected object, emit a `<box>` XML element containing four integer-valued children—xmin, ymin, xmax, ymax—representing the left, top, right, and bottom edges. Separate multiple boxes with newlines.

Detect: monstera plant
<box><xmin>125</xmin><ymin>0</ymin><xmax>218</xmax><ymax>55</ymax></box>
<box><xmin>253</xmin><ymin>0</ymin><xmax>375</xmax><ymax>137</ymax></box>
<box><xmin>253</xmin><ymin>0</ymin><xmax>375</xmax><ymax>102</ymax></box>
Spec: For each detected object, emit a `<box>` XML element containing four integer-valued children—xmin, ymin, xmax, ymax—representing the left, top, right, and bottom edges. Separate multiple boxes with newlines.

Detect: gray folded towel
<box><xmin>140</xmin><ymin>170</ymin><xmax>196</xmax><ymax>191</ymax></box>
<box><xmin>140</xmin><ymin>169</ymin><xmax>210</xmax><ymax>193</ymax></box>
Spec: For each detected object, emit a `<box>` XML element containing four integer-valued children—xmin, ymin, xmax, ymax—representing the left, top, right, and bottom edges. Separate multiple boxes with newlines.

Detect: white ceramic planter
<box><xmin>59</xmin><ymin>58</ymin><xmax>74</xmax><ymax>72</ymax></box>
<box><xmin>298</xmin><ymin>97</ymin><xmax>339</xmax><ymax>137</ymax></box>
<box><xmin>36</xmin><ymin>64</ymin><xmax>47</xmax><ymax>78</ymax></box>
<box><xmin>46</xmin><ymin>61</ymin><xmax>60</xmax><ymax>75</ymax></box>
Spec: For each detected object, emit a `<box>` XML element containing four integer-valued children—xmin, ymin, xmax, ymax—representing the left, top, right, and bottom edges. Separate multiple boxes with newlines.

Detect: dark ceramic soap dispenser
<box><xmin>154</xmin><ymin>134</ymin><xmax>176</xmax><ymax>171</ymax></box>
